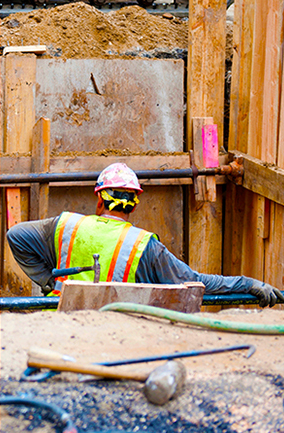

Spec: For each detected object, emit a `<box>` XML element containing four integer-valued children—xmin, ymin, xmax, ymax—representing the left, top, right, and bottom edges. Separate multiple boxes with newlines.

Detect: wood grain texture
<box><xmin>228</xmin><ymin>0</ymin><xmax>255</xmax><ymax>153</ymax></box>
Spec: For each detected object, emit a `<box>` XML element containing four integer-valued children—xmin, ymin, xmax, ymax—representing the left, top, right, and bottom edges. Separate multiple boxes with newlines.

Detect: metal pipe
<box><xmin>0</xmin><ymin>168</ymin><xmax>219</xmax><ymax>185</ymax></box>
<box><xmin>1</xmin><ymin>292</ymin><xmax>284</xmax><ymax>311</ymax></box>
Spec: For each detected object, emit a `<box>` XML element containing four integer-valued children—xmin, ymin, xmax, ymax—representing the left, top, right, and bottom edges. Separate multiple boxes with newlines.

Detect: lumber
<box><xmin>5</xmin><ymin>188</ymin><xmax>21</xmax><ymax>229</ymax></box>
<box><xmin>3</xmin><ymin>45</ymin><xmax>47</xmax><ymax>56</ymax></box>
<box><xmin>229</xmin><ymin>0</ymin><xmax>255</xmax><ymax>153</ymax></box>
<box><xmin>229</xmin><ymin>151</ymin><xmax>284</xmax><ymax>208</ymax></box>
<box><xmin>261</xmin><ymin>0</ymin><xmax>284</xmax><ymax>164</ymax></box>
<box><xmin>58</xmin><ymin>281</ymin><xmax>205</xmax><ymax>313</ymax></box>
<box><xmin>30</xmin><ymin>117</ymin><xmax>50</xmax><ymax>220</ymax></box>
<box><xmin>247</xmin><ymin>0</ymin><xmax>268</xmax><ymax>159</ymax></box>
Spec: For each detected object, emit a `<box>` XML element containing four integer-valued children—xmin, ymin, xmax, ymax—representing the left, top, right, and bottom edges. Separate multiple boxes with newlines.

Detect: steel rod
<box><xmin>0</xmin><ymin>168</ymin><xmax>221</xmax><ymax>185</ymax></box>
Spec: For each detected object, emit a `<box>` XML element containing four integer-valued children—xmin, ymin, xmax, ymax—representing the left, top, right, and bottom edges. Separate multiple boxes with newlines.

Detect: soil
<box><xmin>0</xmin><ymin>3</ymin><xmax>189</xmax><ymax>59</ymax></box>
<box><xmin>1</xmin><ymin>307</ymin><xmax>284</xmax><ymax>432</ymax></box>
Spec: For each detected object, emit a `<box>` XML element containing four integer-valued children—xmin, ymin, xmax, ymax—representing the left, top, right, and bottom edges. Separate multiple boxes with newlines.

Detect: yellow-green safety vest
<box><xmin>53</xmin><ymin>212</ymin><xmax>157</xmax><ymax>289</ymax></box>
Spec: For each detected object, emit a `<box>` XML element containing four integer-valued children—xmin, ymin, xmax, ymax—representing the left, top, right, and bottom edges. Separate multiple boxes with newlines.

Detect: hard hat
<box><xmin>94</xmin><ymin>163</ymin><xmax>143</xmax><ymax>195</ymax></box>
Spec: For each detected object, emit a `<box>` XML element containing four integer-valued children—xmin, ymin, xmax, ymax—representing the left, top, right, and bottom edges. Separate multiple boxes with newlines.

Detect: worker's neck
<box><xmin>100</xmin><ymin>209</ymin><xmax>129</xmax><ymax>222</ymax></box>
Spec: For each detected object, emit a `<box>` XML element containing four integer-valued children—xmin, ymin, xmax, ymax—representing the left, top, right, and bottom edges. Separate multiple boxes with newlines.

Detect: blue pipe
<box><xmin>1</xmin><ymin>292</ymin><xmax>284</xmax><ymax>311</ymax></box>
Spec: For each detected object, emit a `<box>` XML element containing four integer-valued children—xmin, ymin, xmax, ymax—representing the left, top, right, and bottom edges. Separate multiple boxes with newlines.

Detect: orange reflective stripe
<box><xmin>106</xmin><ymin>224</ymin><xmax>132</xmax><ymax>282</ymax></box>
<box><xmin>57</xmin><ymin>213</ymin><xmax>72</xmax><ymax>269</ymax></box>
<box><xmin>122</xmin><ymin>230</ymin><xmax>147</xmax><ymax>282</ymax></box>
<box><xmin>65</xmin><ymin>216</ymin><xmax>88</xmax><ymax>269</ymax></box>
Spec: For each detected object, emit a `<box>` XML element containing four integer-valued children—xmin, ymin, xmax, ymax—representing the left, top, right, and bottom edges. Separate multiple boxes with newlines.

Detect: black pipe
<box><xmin>2</xmin><ymin>292</ymin><xmax>284</xmax><ymax>311</ymax></box>
<box><xmin>0</xmin><ymin>168</ymin><xmax>218</xmax><ymax>185</ymax></box>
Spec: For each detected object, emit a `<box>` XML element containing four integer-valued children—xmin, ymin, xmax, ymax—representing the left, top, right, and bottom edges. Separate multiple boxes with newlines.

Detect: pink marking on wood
<box><xmin>202</xmin><ymin>124</ymin><xmax>219</xmax><ymax>167</ymax></box>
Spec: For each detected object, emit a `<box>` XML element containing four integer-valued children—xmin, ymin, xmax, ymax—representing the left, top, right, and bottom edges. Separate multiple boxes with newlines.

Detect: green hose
<box><xmin>99</xmin><ymin>302</ymin><xmax>284</xmax><ymax>335</ymax></box>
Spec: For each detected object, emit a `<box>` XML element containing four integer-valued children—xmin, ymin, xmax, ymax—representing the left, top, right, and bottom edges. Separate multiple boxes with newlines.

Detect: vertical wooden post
<box><xmin>228</xmin><ymin>0</ymin><xmax>255</xmax><ymax>153</ymax></box>
<box><xmin>31</xmin><ymin>117</ymin><xmax>50</xmax><ymax>220</ymax></box>
<box><xmin>247</xmin><ymin>0</ymin><xmax>268</xmax><ymax>159</ymax></box>
<box><xmin>261</xmin><ymin>0</ymin><xmax>284</xmax><ymax>164</ymax></box>
<box><xmin>2</xmin><ymin>54</ymin><xmax>36</xmax><ymax>296</ymax></box>
<box><xmin>187</xmin><ymin>0</ymin><xmax>226</xmax><ymax>285</ymax></box>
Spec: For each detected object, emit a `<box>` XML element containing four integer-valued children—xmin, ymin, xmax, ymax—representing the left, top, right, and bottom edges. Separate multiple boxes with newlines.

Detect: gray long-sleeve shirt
<box><xmin>6</xmin><ymin>215</ymin><xmax>254</xmax><ymax>294</ymax></box>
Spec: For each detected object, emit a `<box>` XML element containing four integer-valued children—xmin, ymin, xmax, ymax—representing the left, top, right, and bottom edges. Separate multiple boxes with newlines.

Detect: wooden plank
<box><xmin>264</xmin><ymin>203</ymin><xmax>284</xmax><ymax>306</ymax></box>
<box><xmin>187</xmin><ymin>0</ymin><xmax>226</xmax><ymax>150</ymax></box>
<box><xmin>58</xmin><ymin>280</ymin><xmax>205</xmax><ymax>313</ymax></box>
<box><xmin>261</xmin><ymin>0</ymin><xmax>284</xmax><ymax>164</ymax></box>
<box><xmin>257</xmin><ymin>196</ymin><xmax>270</xmax><ymax>239</ymax></box>
<box><xmin>192</xmin><ymin>117</ymin><xmax>214</xmax><ymax>201</ymax></box>
<box><xmin>30</xmin><ymin>117</ymin><xmax>50</xmax><ymax>220</ymax></box>
<box><xmin>247</xmin><ymin>0</ymin><xmax>268</xmax><ymax>159</ymax></box>
<box><xmin>0</xmin><ymin>58</ymin><xmax>3</xmax><ymax>152</ymax></box>
<box><xmin>0</xmin><ymin>154</ymin><xmax>229</xmax><ymax>176</ymax></box>
<box><xmin>228</xmin><ymin>0</ymin><xmax>255</xmax><ymax>153</ymax></box>
<box><xmin>4</xmin><ymin>54</ymin><xmax>36</xmax><ymax>153</ymax></box>
<box><xmin>229</xmin><ymin>151</ymin><xmax>284</xmax><ymax>207</ymax></box>
<box><xmin>5</xmin><ymin>187</ymin><xmax>21</xmax><ymax>229</ymax></box>
<box><xmin>3</xmin><ymin>45</ymin><xmax>47</xmax><ymax>56</ymax></box>
<box><xmin>223</xmin><ymin>182</ymin><xmax>245</xmax><ymax>277</ymax></box>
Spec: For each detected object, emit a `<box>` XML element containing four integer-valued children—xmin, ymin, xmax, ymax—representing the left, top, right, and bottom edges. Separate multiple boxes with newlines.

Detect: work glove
<box><xmin>249</xmin><ymin>282</ymin><xmax>284</xmax><ymax>308</ymax></box>
<box><xmin>41</xmin><ymin>277</ymin><xmax>55</xmax><ymax>296</ymax></box>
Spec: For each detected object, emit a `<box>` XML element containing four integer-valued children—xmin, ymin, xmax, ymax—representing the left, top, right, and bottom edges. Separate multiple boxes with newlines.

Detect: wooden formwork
<box><xmin>1</xmin><ymin>0</ymin><xmax>283</xmax><ymax>308</ymax></box>
<box><xmin>225</xmin><ymin>0</ymin><xmax>284</xmax><ymax>307</ymax></box>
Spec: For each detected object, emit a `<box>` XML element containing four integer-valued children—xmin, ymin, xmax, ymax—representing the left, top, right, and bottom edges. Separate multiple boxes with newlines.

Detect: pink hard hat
<box><xmin>94</xmin><ymin>163</ymin><xmax>143</xmax><ymax>195</ymax></box>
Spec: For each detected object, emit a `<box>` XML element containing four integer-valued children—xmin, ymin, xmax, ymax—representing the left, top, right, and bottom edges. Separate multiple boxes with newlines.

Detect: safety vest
<box><xmin>53</xmin><ymin>212</ymin><xmax>157</xmax><ymax>289</ymax></box>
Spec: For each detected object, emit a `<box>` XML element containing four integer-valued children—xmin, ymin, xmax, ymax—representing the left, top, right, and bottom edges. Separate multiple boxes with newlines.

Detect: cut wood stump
<box><xmin>58</xmin><ymin>281</ymin><xmax>205</xmax><ymax>313</ymax></box>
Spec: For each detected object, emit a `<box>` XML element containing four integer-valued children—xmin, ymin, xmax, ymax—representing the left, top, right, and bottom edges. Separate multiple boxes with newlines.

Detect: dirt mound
<box><xmin>0</xmin><ymin>3</ymin><xmax>188</xmax><ymax>59</ymax></box>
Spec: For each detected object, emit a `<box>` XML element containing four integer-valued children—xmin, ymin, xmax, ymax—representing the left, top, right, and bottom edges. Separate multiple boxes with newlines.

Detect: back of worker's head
<box><xmin>94</xmin><ymin>163</ymin><xmax>143</xmax><ymax>214</ymax></box>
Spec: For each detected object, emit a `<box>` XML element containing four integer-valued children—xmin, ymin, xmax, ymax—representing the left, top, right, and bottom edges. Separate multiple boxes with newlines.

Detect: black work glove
<box><xmin>41</xmin><ymin>276</ymin><xmax>55</xmax><ymax>296</ymax></box>
<box><xmin>249</xmin><ymin>282</ymin><xmax>284</xmax><ymax>308</ymax></box>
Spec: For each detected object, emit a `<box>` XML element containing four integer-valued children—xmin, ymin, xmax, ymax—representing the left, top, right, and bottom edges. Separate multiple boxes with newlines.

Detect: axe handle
<box><xmin>27</xmin><ymin>356</ymin><xmax>149</xmax><ymax>382</ymax></box>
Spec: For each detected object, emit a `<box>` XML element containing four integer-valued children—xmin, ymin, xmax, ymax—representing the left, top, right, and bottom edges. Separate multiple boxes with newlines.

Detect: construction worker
<box><xmin>6</xmin><ymin>162</ymin><xmax>284</xmax><ymax>308</ymax></box>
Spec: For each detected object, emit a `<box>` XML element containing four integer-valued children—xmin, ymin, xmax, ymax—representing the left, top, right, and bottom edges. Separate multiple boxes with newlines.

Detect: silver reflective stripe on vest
<box><xmin>57</xmin><ymin>213</ymin><xmax>84</xmax><ymax>271</ymax></box>
<box><xmin>112</xmin><ymin>225</ymin><xmax>144</xmax><ymax>282</ymax></box>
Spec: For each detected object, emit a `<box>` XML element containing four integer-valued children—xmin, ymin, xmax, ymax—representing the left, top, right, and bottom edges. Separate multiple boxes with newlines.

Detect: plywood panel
<box><xmin>48</xmin><ymin>185</ymin><xmax>184</xmax><ymax>260</ymax></box>
<box><xmin>35</xmin><ymin>59</ymin><xmax>184</xmax><ymax>153</ymax></box>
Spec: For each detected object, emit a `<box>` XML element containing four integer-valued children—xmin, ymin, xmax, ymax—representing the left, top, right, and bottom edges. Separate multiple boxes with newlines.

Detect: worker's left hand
<box><xmin>249</xmin><ymin>282</ymin><xmax>284</xmax><ymax>308</ymax></box>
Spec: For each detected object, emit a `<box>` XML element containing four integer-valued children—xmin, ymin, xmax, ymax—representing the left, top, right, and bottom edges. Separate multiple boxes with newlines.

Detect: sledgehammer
<box><xmin>27</xmin><ymin>347</ymin><xmax>186</xmax><ymax>405</ymax></box>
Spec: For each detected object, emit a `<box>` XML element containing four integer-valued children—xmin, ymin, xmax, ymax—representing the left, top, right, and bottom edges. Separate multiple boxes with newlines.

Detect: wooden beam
<box><xmin>261</xmin><ymin>0</ymin><xmax>284</xmax><ymax>164</ymax></box>
<box><xmin>229</xmin><ymin>0</ymin><xmax>255</xmax><ymax>153</ymax></box>
<box><xmin>30</xmin><ymin>117</ymin><xmax>50</xmax><ymax>220</ymax></box>
<box><xmin>187</xmin><ymin>0</ymin><xmax>226</xmax><ymax>150</ymax></box>
<box><xmin>229</xmin><ymin>151</ymin><xmax>284</xmax><ymax>207</ymax></box>
<box><xmin>3</xmin><ymin>45</ymin><xmax>47</xmax><ymax>56</ymax></box>
<box><xmin>247</xmin><ymin>0</ymin><xmax>268</xmax><ymax>159</ymax></box>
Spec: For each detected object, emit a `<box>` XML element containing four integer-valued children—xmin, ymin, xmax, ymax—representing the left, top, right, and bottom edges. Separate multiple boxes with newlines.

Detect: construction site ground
<box><xmin>1</xmin><ymin>307</ymin><xmax>284</xmax><ymax>432</ymax></box>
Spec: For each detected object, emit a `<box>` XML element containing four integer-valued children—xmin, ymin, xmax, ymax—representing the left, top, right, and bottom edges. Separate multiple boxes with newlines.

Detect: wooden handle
<box><xmin>27</xmin><ymin>355</ymin><xmax>149</xmax><ymax>382</ymax></box>
<box><xmin>28</xmin><ymin>347</ymin><xmax>76</xmax><ymax>362</ymax></box>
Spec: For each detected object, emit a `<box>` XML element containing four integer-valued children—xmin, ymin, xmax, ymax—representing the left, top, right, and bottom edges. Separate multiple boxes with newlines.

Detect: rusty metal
<box><xmin>217</xmin><ymin>156</ymin><xmax>244</xmax><ymax>185</ymax></box>
<box><xmin>189</xmin><ymin>150</ymin><xmax>199</xmax><ymax>195</ymax></box>
<box><xmin>0</xmin><ymin>162</ymin><xmax>244</xmax><ymax>185</ymax></box>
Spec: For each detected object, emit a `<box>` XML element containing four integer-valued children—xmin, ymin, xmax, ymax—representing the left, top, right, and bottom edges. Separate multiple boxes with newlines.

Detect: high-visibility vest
<box><xmin>53</xmin><ymin>212</ymin><xmax>157</xmax><ymax>289</ymax></box>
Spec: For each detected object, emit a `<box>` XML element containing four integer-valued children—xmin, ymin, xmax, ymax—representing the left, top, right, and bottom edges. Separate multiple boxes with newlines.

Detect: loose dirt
<box><xmin>1</xmin><ymin>307</ymin><xmax>284</xmax><ymax>432</ymax></box>
<box><xmin>0</xmin><ymin>3</ymin><xmax>188</xmax><ymax>59</ymax></box>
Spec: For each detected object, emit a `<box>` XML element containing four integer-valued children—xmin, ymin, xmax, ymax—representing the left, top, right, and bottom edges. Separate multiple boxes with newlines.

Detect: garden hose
<box><xmin>0</xmin><ymin>396</ymin><xmax>77</xmax><ymax>433</ymax></box>
<box><xmin>99</xmin><ymin>302</ymin><xmax>284</xmax><ymax>335</ymax></box>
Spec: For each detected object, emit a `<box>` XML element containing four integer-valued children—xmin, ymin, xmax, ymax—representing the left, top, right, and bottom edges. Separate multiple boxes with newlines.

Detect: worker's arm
<box><xmin>137</xmin><ymin>237</ymin><xmax>284</xmax><ymax>308</ymax></box>
<box><xmin>6</xmin><ymin>217</ymin><xmax>59</xmax><ymax>293</ymax></box>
